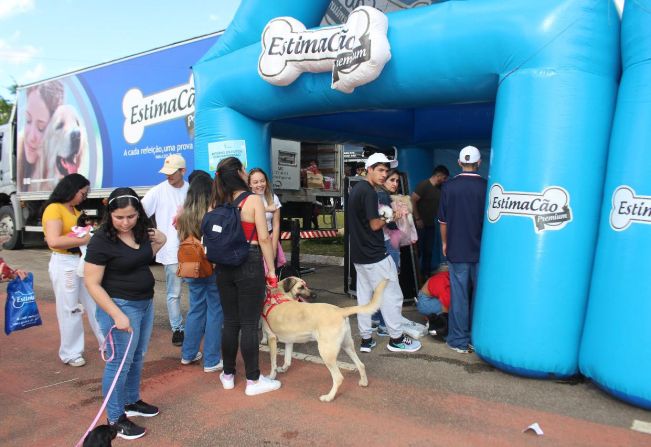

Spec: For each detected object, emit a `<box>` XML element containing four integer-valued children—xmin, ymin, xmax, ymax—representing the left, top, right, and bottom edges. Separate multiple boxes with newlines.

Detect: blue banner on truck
<box><xmin>16</xmin><ymin>33</ymin><xmax>220</xmax><ymax>193</ymax></box>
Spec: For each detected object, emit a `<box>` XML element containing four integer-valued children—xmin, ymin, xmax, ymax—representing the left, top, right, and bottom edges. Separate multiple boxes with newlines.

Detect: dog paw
<box><xmin>277</xmin><ymin>366</ymin><xmax>289</xmax><ymax>373</ymax></box>
<box><xmin>359</xmin><ymin>378</ymin><xmax>368</xmax><ymax>387</ymax></box>
<box><xmin>319</xmin><ymin>394</ymin><xmax>335</xmax><ymax>402</ymax></box>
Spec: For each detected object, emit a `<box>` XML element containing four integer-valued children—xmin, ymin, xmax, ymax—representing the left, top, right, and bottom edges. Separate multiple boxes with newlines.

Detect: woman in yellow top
<box><xmin>42</xmin><ymin>173</ymin><xmax>104</xmax><ymax>366</ymax></box>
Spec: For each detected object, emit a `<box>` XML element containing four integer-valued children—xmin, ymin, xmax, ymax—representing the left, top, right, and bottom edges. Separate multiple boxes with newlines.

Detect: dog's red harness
<box><xmin>262</xmin><ymin>288</ymin><xmax>291</xmax><ymax>322</ymax></box>
<box><xmin>262</xmin><ymin>287</ymin><xmax>306</xmax><ymax>322</ymax></box>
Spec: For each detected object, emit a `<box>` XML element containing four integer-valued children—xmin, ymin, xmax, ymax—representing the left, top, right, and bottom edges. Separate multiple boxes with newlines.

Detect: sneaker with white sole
<box><xmin>387</xmin><ymin>335</ymin><xmax>422</xmax><ymax>353</ymax></box>
<box><xmin>360</xmin><ymin>337</ymin><xmax>377</xmax><ymax>353</ymax></box>
<box><xmin>447</xmin><ymin>343</ymin><xmax>471</xmax><ymax>354</ymax></box>
<box><xmin>68</xmin><ymin>357</ymin><xmax>86</xmax><ymax>367</ymax></box>
<box><xmin>204</xmin><ymin>360</ymin><xmax>223</xmax><ymax>373</ymax></box>
<box><xmin>124</xmin><ymin>399</ymin><xmax>159</xmax><ymax>417</ymax></box>
<box><xmin>109</xmin><ymin>414</ymin><xmax>146</xmax><ymax>440</ymax></box>
<box><xmin>181</xmin><ymin>352</ymin><xmax>202</xmax><ymax>365</ymax></box>
<box><xmin>401</xmin><ymin>319</ymin><xmax>427</xmax><ymax>339</ymax></box>
<box><xmin>245</xmin><ymin>376</ymin><xmax>281</xmax><ymax>396</ymax></box>
<box><xmin>220</xmin><ymin>372</ymin><xmax>235</xmax><ymax>390</ymax></box>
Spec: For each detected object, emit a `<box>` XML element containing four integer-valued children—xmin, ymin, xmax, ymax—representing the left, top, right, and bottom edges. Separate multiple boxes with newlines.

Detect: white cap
<box><xmin>459</xmin><ymin>146</ymin><xmax>481</xmax><ymax>164</ymax></box>
<box><xmin>159</xmin><ymin>154</ymin><xmax>186</xmax><ymax>175</ymax></box>
<box><xmin>365</xmin><ymin>152</ymin><xmax>398</xmax><ymax>169</ymax></box>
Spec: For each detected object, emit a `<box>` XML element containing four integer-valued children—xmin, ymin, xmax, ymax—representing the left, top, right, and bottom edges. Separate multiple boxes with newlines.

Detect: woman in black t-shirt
<box><xmin>84</xmin><ymin>187</ymin><xmax>166</xmax><ymax>440</ymax></box>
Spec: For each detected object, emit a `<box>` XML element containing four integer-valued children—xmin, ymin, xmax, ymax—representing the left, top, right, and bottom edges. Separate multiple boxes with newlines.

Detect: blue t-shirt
<box><xmin>438</xmin><ymin>172</ymin><xmax>487</xmax><ymax>263</ymax></box>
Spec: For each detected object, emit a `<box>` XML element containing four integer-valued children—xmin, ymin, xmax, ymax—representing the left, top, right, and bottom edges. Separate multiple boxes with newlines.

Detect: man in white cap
<box><xmin>347</xmin><ymin>152</ymin><xmax>422</xmax><ymax>354</ymax></box>
<box><xmin>438</xmin><ymin>145</ymin><xmax>487</xmax><ymax>354</ymax></box>
<box><xmin>142</xmin><ymin>154</ymin><xmax>189</xmax><ymax>346</ymax></box>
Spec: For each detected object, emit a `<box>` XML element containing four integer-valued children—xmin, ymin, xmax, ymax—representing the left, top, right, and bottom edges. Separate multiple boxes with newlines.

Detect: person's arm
<box><xmin>0</xmin><ymin>258</ymin><xmax>27</xmax><ymax>281</ymax></box>
<box><xmin>271</xmin><ymin>207</ymin><xmax>281</xmax><ymax>259</ymax></box>
<box><xmin>141</xmin><ymin>187</ymin><xmax>156</xmax><ymax>218</ymax></box>
<box><xmin>439</xmin><ymin>223</ymin><xmax>447</xmax><ymax>257</ymax></box>
<box><xmin>411</xmin><ymin>191</ymin><xmax>424</xmax><ymax>229</ymax></box>
<box><xmin>250</xmin><ymin>195</ymin><xmax>277</xmax><ymax>282</ymax></box>
<box><xmin>148</xmin><ymin>228</ymin><xmax>167</xmax><ymax>256</ymax></box>
<box><xmin>44</xmin><ymin>218</ymin><xmax>91</xmax><ymax>250</ymax></box>
<box><xmin>365</xmin><ymin>186</ymin><xmax>386</xmax><ymax>231</ymax></box>
<box><xmin>84</xmin><ymin>262</ymin><xmax>131</xmax><ymax>332</ymax></box>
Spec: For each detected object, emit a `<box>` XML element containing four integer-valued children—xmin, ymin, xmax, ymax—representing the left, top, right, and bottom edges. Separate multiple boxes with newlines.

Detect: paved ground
<box><xmin>1</xmin><ymin>247</ymin><xmax>650</xmax><ymax>446</ymax></box>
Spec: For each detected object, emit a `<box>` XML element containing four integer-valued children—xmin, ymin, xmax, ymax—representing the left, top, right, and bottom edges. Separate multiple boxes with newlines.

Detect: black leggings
<box><xmin>216</xmin><ymin>246</ymin><xmax>265</xmax><ymax>380</ymax></box>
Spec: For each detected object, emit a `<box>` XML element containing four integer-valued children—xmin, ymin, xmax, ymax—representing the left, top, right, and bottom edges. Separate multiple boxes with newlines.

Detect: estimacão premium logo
<box><xmin>488</xmin><ymin>183</ymin><xmax>573</xmax><ymax>233</ymax></box>
<box><xmin>258</xmin><ymin>6</ymin><xmax>391</xmax><ymax>94</ymax></box>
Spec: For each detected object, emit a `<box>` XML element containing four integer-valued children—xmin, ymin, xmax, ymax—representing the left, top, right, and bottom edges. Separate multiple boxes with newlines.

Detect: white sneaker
<box><xmin>204</xmin><ymin>360</ymin><xmax>223</xmax><ymax>373</ymax></box>
<box><xmin>245</xmin><ymin>376</ymin><xmax>281</xmax><ymax>396</ymax></box>
<box><xmin>401</xmin><ymin>319</ymin><xmax>427</xmax><ymax>339</ymax></box>
<box><xmin>68</xmin><ymin>357</ymin><xmax>86</xmax><ymax>367</ymax></box>
<box><xmin>181</xmin><ymin>352</ymin><xmax>202</xmax><ymax>365</ymax></box>
<box><xmin>220</xmin><ymin>372</ymin><xmax>235</xmax><ymax>390</ymax></box>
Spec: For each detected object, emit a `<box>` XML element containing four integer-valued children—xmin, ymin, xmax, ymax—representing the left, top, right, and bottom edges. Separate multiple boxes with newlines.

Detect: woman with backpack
<box><xmin>211</xmin><ymin>157</ymin><xmax>280</xmax><ymax>396</ymax></box>
<box><xmin>176</xmin><ymin>174</ymin><xmax>224</xmax><ymax>372</ymax></box>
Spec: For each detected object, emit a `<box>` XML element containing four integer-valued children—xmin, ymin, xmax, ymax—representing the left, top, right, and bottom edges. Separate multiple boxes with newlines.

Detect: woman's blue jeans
<box><xmin>182</xmin><ymin>273</ymin><xmax>223</xmax><ymax>368</ymax></box>
<box><xmin>96</xmin><ymin>298</ymin><xmax>154</xmax><ymax>423</ymax></box>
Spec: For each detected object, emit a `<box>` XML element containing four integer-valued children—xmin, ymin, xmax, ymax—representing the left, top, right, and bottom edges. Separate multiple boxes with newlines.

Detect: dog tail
<box><xmin>340</xmin><ymin>279</ymin><xmax>387</xmax><ymax>318</ymax></box>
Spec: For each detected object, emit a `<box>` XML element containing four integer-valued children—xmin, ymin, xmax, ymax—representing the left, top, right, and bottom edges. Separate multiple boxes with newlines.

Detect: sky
<box><xmin>0</xmin><ymin>0</ymin><xmax>241</xmax><ymax>99</ymax></box>
<box><xmin>0</xmin><ymin>0</ymin><xmax>626</xmax><ymax>101</ymax></box>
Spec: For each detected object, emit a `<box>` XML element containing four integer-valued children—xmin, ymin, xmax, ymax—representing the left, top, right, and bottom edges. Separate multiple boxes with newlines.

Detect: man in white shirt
<box><xmin>142</xmin><ymin>154</ymin><xmax>189</xmax><ymax>346</ymax></box>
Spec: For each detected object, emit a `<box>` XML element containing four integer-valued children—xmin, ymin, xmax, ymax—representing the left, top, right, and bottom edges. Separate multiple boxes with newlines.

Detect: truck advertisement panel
<box><xmin>16</xmin><ymin>34</ymin><xmax>220</xmax><ymax>194</ymax></box>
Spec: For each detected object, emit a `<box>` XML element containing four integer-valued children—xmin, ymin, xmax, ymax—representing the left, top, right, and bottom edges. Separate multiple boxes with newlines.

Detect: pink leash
<box><xmin>75</xmin><ymin>325</ymin><xmax>134</xmax><ymax>447</ymax></box>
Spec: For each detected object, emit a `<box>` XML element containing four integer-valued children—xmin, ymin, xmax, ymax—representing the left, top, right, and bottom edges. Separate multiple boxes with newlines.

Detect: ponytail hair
<box><xmin>211</xmin><ymin>157</ymin><xmax>249</xmax><ymax>207</ymax></box>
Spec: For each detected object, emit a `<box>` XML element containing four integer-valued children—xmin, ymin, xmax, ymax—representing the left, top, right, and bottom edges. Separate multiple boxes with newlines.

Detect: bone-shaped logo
<box><xmin>122</xmin><ymin>74</ymin><xmax>195</xmax><ymax>144</ymax></box>
<box><xmin>609</xmin><ymin>185</ymin><xmax>651</xmax><ymax>231</ymax></box>
<box><xmin>11</xmin><ymin>290</ymin><xmax>35</xmax><ymax>309</ymax></box>
<box><xmin>258</xmin><ymin>6</ymin><xmax>390</xmax><ymax>94</ymax></box>
<box><xmin>488</xmin><ymin>183</ymin><xmax>572</xmax><ymax>233</ymax></box>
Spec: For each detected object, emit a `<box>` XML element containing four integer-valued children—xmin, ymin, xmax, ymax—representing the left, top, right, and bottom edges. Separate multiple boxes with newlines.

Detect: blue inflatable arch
<box><xmin>193</xmin><ymin>0</ymin><xmax>619</xmax><ymax>378</ymax></box>
<box><xmin>580</xmin><ymin>0</ymin><xmax>651</xmax><ymax>410</ymax></box>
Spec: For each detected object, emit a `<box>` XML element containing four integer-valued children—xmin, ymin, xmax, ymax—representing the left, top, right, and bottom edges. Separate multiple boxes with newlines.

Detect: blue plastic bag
<box><xmin>4</xmin><ymin>272</ymin><xmax>42</xmax><ymax>335</ymax></box>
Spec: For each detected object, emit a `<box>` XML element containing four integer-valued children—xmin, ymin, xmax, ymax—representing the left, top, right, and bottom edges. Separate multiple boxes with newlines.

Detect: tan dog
<box><xmin>36</xmin><ymin>104</ymin><xmax>87</xmax><ymax>190</ymax></box>
<box><xmin>262</xmin><ymin>276</ymin><xmax>386</xmax><ymax>402</ymax></box>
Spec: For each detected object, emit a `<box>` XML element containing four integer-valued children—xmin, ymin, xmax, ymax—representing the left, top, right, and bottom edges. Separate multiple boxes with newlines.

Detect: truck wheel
<box><xmin>0</xmin><ymin>205</ymin><xmax>23</xmax><ymax>250</ymax></box>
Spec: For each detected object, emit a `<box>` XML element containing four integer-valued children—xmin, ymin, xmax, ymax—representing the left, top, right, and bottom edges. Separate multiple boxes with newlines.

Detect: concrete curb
<box><xmin>286</xmin><ymin>253</ymin><xmax>344</xmax><ymax>266</ymax></box>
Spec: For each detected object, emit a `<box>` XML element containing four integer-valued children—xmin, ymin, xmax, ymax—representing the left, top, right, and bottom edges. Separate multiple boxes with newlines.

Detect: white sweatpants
<box><xmin>354</xmin><ymin>256</ymin><xmax>404</xmax><ymax>339</ymax></box>
<box><xmin>48</xmin><ymin>252</ymin><xmax>104</xmax><ymax>363</ymax></box>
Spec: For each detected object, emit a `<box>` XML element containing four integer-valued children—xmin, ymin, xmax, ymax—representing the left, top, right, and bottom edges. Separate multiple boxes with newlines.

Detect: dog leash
<box><xmin>75</xmin><ymin>325</ymin><xmax>133</xmax><ymax>447</ymax></box>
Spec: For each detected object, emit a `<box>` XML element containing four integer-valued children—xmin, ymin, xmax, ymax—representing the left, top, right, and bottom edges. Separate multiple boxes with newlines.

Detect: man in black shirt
<box><xmin>412</xmin><ymin>165</ymin><xmax>449</xmax><ymax>278</ymax></box>
<box><xmin>347</xmin><ymin>153</ymin><xmax>421</xmax><ymax>354</ymax></box>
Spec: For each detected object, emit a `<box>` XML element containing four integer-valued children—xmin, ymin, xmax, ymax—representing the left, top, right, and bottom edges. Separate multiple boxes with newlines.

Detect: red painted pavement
<box><xmin>1</xmin><ymin>298</ymin><xmax>649</xmax><ymax>446</ymax></box>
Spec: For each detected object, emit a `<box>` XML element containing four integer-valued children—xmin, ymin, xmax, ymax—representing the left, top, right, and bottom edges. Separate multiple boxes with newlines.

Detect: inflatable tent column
<box><xmin>580</xmin><ymin>0</ymin><xmax>651</xmax><ymax>409</ymax></box>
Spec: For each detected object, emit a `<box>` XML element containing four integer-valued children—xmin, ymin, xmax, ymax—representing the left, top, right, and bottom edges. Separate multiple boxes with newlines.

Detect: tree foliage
<box><xmin>0</xmin><ymin>95</ymin><xmax>13</xmax><ymax>125</ymax></box>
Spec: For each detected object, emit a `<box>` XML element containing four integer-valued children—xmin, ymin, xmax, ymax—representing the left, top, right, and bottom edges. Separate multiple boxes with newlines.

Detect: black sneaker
<box><xmin>428</xmin><ymin>313</ymin><xmax>448</xmax><ymax>337</ymax></box>
<box><xmin>125</xmin><ymin>399</ymin><xmax>159</xmax><ymax>417</ymax></box>
<box><xmin>109</xmin><ymin>414</ymin><xmax>146</xmax><ymax>440</ymax></box>
<box><xmin>172</xmin><ymin>330</ymin><xmax>184</xmax><ymax>346</ymax></box>
<box><xmin>360</xmin><ymin>338</ymin><xmax>376</xmax><ymax>353</ymax></box>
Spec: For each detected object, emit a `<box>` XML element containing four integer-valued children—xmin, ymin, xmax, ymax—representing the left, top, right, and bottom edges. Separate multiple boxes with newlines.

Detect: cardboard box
<box><xmin>307</xmin><ymin>172</ymin><xmax>324</xmax><ymax>189</ymax></box>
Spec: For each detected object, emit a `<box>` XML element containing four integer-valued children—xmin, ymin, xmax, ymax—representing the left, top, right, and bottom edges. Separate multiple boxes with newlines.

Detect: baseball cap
<box><xmin>159</xmin><ymin>154</ymin><xmax>186</xmax><ymax>175</ymax></box>
<box><xmin>365</xmin><ymin>153</ymin><xmax>398</xmax><ymax>169</ymax></box>
<box><xmin>458</xmin><ymin>146</ymin><xmax>481</xmax><ymax>164</ymax></box>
